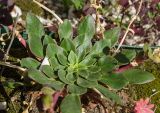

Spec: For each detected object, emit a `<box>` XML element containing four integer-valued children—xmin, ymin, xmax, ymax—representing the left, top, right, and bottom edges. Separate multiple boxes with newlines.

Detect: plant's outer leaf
<box><xmin>41</xmin><ymin>87</ymin><xmax>55</xmax><ymax>95</ymax></box>
<box><xmin>123</xmin><ymin>69</ymin><xmax>155</xmax><ymax>84</ymax></box>
<box><xmin>68</xmin><ymin>51</ymin><xmax>77</xmax><ymax>64</ymax></box>
<box><xmin>49</xmin><ymin>57</ymin><xmax>65</xmax><ymax>71</ymax></box>
<box><xmin>28</xmin><ymin>69</ymin><xmax>50</xmax><ymax>84</ymax></box>
<box><xmin>73</xmin><ymin>34</ymin><xmax>92</xmax><ymax>59</ymax></box>
<box><xmin>78</xmin><ymin>69</ymin><xmax>89</xmax><ymax>78</ymax></box>
<box><xmin>43</xmin><ymin>35</ymin><xmax>56</xmax><ymax>46</ymax></box>
<box><xmin>68</xmin><ymin>84</ymin><xmax>87</xmax><ymax>95</ymax></box>
<box><xmin>121</xmin><ymin>49</ymin><xmax>136</xmax><ymax>62</ymax></box>
<box><xmin>96</xmin><ymin>84</ymin><xmax>122</xmax><ymax>104</ymax></box>
<box><xmin>26</xmin><ymin>13</ymin><xmax>44</xmax><ymax>58</ymax></box>
<box><xmin>76</xmin><ymin>16</ymin><xmax>95</xmax><ymax>62</ymax></box>
<box><xmin>58</xmin><ymin>69</ymin><xmax>71</xmax><ymax>84</ymax></box>
<box><xmin>28</xmin><ymin>68</ymin><xmax>64</xmax><ymax>90</ymax></box>
<box><xmin>78</xmin><ymin>16</ymin><xmax>95</xmax><ymax>40</ymax></box>
<box><xmin>41</xmin><ymin>65</ymin><xmax>57</xmax><ymax>78</ymax></box>
<box><xmin>73</xmin><ymin>35</ymin><xmax>85</xmax><ymax>47</ymax></box>
<box><xmin>46</xmin><ymin>44</ymin><xmax>64</xmax><ymax>58</ymax></box>
<box><xmin>92</xmin><ymin>40</ymin><xmax>108</xmax><ymax>56</ymax></box>
<box><xmin>88</xmin><ymin>66</ymin><xmax>101</xmax><ymax>73</ymax></box>
<box><xmin>57</xmin><ymin>52</ymin><xmax>68</xmax><ymax>66</ymax></box>
<box><xmin>79</xmin><ymin>56</ymin><xmax>96</xmax><ymax>66</ymax></box>
<box><xmin>103</xmin><ymin>27</ymin><xmax>120</xmax><ymax>48</ymax></box>
<box><xmin>66</xmin><ymin>73</ymin><xmax>76</xmax><ymax>83</ymax></box>
<box><xmin>71</xmin><ymin>0</ymin><xmax>84</xmax><ymax>9</ymax></box>
<box><xmin>100</xmin><ymin>73</ymin><xmax>128</xmax><ymax>90</ymax></box>
<box><xmin>86</xmin><ymin>72</ymin><xmax>102</xmax><ymax>81</ymax></box>
<box><xmin>114</xmin><ymin>53</ymin><xmax>130</xmax><ymax>65</ymax></box>
<box><xmin>61</xmin><ymin>38</ymin><xmax>76</xmax><ymax>52</ymax></box>
<box><xmin>21</xmin><ymin>58</ymin><xmax>40</xmax><ymax>69</ymax></box>
<box><xmin>47</xmin><ymin>80</ymin><xmax>65</xmax><ymax>90</ymax></box>
<box><xmin>60</xmin><ymin>94</ymin><xmax>81</xmax><ymax>113</ymax></box>
<box><xmin>77</xmin><ymin>77</ymin><xmax>98</xmax><ymax>88</ymax></box>
<box><xmin>77</xmin><ymin>43</ymin><xmax>91</xmax><ymax>62</ymax></box>
<box><xmin>98</xmin><ymin>55</ymin><xmax>118</xmax><ymax>73</ymax></box>
<box><xmin>58</xmin><ymin>19</ymin><xmax>72</xmax><ymax>40</ymax></box>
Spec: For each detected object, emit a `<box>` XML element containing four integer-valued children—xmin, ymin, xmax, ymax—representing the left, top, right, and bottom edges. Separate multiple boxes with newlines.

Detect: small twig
<box><xmin>93</xmin><ymin>88</ymin><xmax>104</xmax><ymax>99</ymax></box>
<box><xmin>8</xmin><ymin>25</ymin><xmax>27</xmax><ymax>48</ymax></box>
<box><xmin>33</xmin><ymin>0</ymin><xmax>63</xmax><ymax>24</ymax></box>
<box><xmin>4</xmin><ymin>15</ymin><xmax>19</xmax><ymax>61</ymax></box>
<box><xmin>0</xmin><ymin>61</ymin><xmax>26</xmax><ymax>72</ymax></box>
<box><xmin>115</xmin><ymin>44</ymin><xmax>160</xmax><ymax>50</ymax></box>
<box><xmin>150</xmin><ymin>91</ymin><xmax>160</xmax><ymax>100</ymax></box>
<box><xmin>114</xmin><ymin>0</ymin><xmax>143</xmax><ymax>54</ymax></box>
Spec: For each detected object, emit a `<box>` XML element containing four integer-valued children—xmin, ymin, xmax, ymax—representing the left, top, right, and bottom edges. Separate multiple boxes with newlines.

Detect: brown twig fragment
<box><xmin>0</xmin><ymin>61</ymin><xmax>26</xmax><ymax>72</ymax></box>
<box><xmin>4</xmin><ymin>15</ymin><xmax>19</xmax><ymax>61</ymax></box>
<box><xmin>115</xmin><ymin>0</ymin><xmax>143</xmax><ymax>53</ymax></box>
<box><xmin>33</xmin><ymin>0</ymin><xmax>63</xmax><ymax>24</ymax></box>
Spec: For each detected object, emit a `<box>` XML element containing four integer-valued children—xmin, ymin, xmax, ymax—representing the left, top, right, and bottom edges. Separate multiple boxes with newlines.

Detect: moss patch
<box><xmin>134</xmin><ymin>59</ymin><xmax>160</xmax><ymax>113</ymax></box>
<box><xmin>15</xmin><ymin>0</ymin><xmax>44</xmax><ymax>19</ymax></box>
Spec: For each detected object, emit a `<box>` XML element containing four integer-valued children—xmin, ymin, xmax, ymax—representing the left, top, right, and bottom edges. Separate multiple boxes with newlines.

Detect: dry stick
<box><xmin>4</xmin><ymin>15</ymin><xmax>19</xmax><ymax>61</ymax></box>
<box><xmin>0</xmin><ymin>15</ymin><xmax>20</xmax><ymax>113</ymax></box>
<box><xmin>0</xmin><ymin>61</ymin><xmax>26</xmax><ymax>72</ymax></box>
<box><xmin>114</xmin><ymin>0</ymin><xmax>143</xmax><ymax>54</ymax></box>
<box><xmin>33</xmin><ymin>0</ymin><xmax>63</xmax><ymax>24</ymax></box>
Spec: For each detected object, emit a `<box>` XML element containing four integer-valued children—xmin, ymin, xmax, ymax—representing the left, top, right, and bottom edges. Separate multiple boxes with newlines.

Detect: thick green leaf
<box><xmin>28</xmin><ymin>69</ymin><xmax>64</xmax><ymax>90</ymax></box>
<box><xmin>46</xmin><ymin>44</ymin><xmax>64</xmax><ymax>58</ymax></box>
<box><xmin>61</xmin><ymin>38</ymin><xmax>76</xmax><ymax>52</ymax></box>
<box><xmin>68</xmin><ymin>51</ymin><xmax>77</xmax><ymax>64</ymax></box>
<box><xmin>77</xmin><ymin>77</ymin><xmax>98</xmax><ymax>88</ymax></box>
<box><xmin>58</xmin><ymin>69</ymin><xmax>71</xmax><ymax>84</ymax></box>
<box><xmin>98</xmin><ymin>55</ymin><xmax>118</xmax><ymax>73</ymax></box>
<box><xmin>88</xmin><ymin>66</ymin><xmax>101</xmax><ymax>73</ymax></box>
<box><xmin>43</xmin><ymin>35</ymin><xmax>56</xmax><ymax>46</ymax></box>
<box><xmin>47</xmin><ymin>80</ymin><xmax>65</xmax><ymax>90</ymax></box>
<box><xmin>121</xmin><ymin>49</ymin><xmax>136</xmax><ymax>62</ymax></box>
<box><xmin>103</xmin><ymin>27</ymin><xmax>120</xmax><ymax>48</ymax></box>
<box><xmin>100</xmin><ymin>73</ymin><xmax>128</xmax><ymax>90</ymax></box>
<box><xmin>28</xmin><ymin>68</ymin><xmax>64</xmax><ymax>90</ymax></box>
<box><xmin>114</xmin><ymin>53</ymin><xmax>130</xmax><ymax>65</ymax></box>
<box><xmin>57</xmin><ymin>52</ymin><xmax>68</xmax><ymax>66</ymax></box>
<box><xmin>58</xmin><ymin>20</ymin><xmax>72</xmax><ymax>40</ymax></box>
<box><xmin>78</xmin><ymin>16</ymin><xmax>95</xmax><ymax>40</ymax></box>
<box><xmin>79</xmin><ymin>56</ymin><xmax>96</xmax><ymax>66</ymax></box>
<box><xmin>68</xmin><ymin>84</ymin><xmax>87</xmax><ymax>95</ymax></box>
<box><xmin>66</xmin><ymin>73</ymin><xmax>76</xmax><ymax>83</ymax></box>
<box><xmin>28</xmin><ymin>68</ymin><xmax>52</xmax><ymax>84</ymax></box>
<box><xmin>96</xmin><ymin>85</ymin><xmax>122</xmax><ymax>104</ymax></box>
<box><xmin>60</xmin><ymin>94</ymin><xmax>81</xmax><ymax>113</ymax></box>
<box><xmin>78</xmin><ymin>69</ymin><xmax>89</xmax><ymax>78</ymax></box>
<box><xmin>49</xmin><ymin>57</ymin><xmax>65</xmax><ymax>71</ymax></box>
<box><xmin>123</xmin><ymin>69</ymin><xmax>155</xmax><ymax>84</ymax></box>
<box><xmin>21</xmin><ymin>58</ymin><xmax>40</xmax><ymax>69</ymax></box>
<box><xmin>92</xmin><ymin>40</ymin><xmax>108</xmax><ymax>56</ymax></box>
<box><xmin>26</xmin><ymin>13</ymin><xmax>44</xmax><ymax>58</ymax></box>
<box><xmin>41</xmin><ymin>65</ymin><xmax>57</xmax><ymax>78</ymax></box>
<box><xmin>77</xmin><ymin>43</ymin><xmax>92</xmax><ymax>62</ymax></box>
<box><xmin>86</xmin><ymin>72</ymin><xmax>102</xmax><ymax>81</ymax></box>
<box><xmin>73</xmin><ymin>35</ymin><xmax>85</xmax><ymax>47</ymax></box>
<box><xmin>71</xmin><ymin>0</ymin><xmax>84</xmax><ymax>9</ymax></box>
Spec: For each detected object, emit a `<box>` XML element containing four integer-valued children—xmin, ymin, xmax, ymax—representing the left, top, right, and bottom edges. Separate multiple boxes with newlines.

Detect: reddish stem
<box><xmin>8</xmin><ymin>25</ymin><xmax>27</xmax><ymax>47</ymax></box>
<box><xmin>49</xmin><ymin>91</ymin><xmax>62</xmax><ymax>113</ymax></box>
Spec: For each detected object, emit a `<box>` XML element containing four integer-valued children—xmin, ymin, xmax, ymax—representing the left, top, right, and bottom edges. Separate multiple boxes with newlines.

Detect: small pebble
<box><xmin>0</xmin><ymin>102</ymin><xmax>7</xmax><ymax>110</ymax></box>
